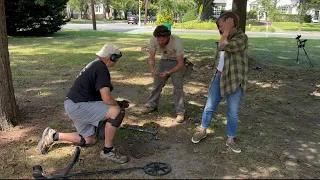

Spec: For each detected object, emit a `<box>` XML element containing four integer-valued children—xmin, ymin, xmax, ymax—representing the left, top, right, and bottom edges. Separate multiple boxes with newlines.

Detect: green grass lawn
<box><xmin>4</xmin><ymin>30</ymin><xmax>320</xmax><ymax>179</ymax></box>
<box><xmin>272</xmin><ymin>22</ymin><xmax>320</xmax><ymax>32</ymax></box>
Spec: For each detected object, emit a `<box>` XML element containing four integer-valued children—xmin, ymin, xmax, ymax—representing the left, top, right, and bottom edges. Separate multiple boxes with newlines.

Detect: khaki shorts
<box><xmin>64</xmin><ymin>99</ymin><xmax>110</xmax><ymax>138</ymax></box>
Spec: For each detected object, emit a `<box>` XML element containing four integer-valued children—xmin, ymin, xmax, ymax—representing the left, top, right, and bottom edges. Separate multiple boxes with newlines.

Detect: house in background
<box><xmin>212</xmin><ymin>0</ymin><xmax>319</xmax><ymax>23</ymax></box>
<box><xmin>67</xmin><ymin>2</ymin><xmax>115</xmax><ymax>20</ymax></box>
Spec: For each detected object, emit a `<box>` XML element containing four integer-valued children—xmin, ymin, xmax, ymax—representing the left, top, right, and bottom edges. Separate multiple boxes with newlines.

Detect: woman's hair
<box><xmin>153</xmin><ymin>25</ymin><xmax>171</xmax><ymax>37</ymax></box>
<box><xmin>216</xmin><ymin>11</ymin><xmax>240</xmax><ymax>29</ymax></box>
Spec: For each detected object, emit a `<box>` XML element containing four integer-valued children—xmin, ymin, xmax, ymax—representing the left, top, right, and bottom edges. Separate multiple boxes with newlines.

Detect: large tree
<box><xmin>0</xmin><ymin>0</ymin><xmax>21</xmax><ymax>130</ymax></box>
<box><xmin>232</xmin><ymin>0</ymin><xmax>248</xmax><ymax>33</ymax></box>
<box><xmin>260</xmin><ymin>0</ymin><xmax>280</xmax><ymax>21</ymax></box>
<box><xmin>5</xmin><ymin>0</ymin><xmax>69</xmax><ymax>36</ymax></box>
<box><xmin>194</xmin><ymin>0</ymin><xmax>213</xmax><ymax>21</ymax></box>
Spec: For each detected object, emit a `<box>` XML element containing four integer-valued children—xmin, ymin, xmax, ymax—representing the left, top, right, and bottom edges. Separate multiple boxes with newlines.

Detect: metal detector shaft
<box><xmin>47</xmin><ymin>167</ymin><xmax>142</xmax><ymax>179</ymax></box>
<box><xmin>63</xmin><ymin>146</ymin><xmax>81</xmax><ymax>175</ymax></box>
<box><xmin>120</xmin><ymin>126</ymin><xmax>157</xmax><ymax>136</ymax></box>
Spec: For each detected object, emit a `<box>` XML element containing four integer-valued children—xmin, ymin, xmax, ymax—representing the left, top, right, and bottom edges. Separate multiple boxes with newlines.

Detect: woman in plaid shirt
<box><xmin>191</xmin><ymin>12</ymin><xmax>248</xmax><ymax>153</ymax></box>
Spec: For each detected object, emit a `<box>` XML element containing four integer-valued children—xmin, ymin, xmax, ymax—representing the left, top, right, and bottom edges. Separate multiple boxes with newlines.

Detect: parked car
<box><xmin>127</xmin><ymin>15</ymin><xmax>138</xmax><ymax>24</ymax></box>
<box><xmin>150</xmin><ymin>16</ymin><xmax>156</xmax><ymax>23</ymax></box>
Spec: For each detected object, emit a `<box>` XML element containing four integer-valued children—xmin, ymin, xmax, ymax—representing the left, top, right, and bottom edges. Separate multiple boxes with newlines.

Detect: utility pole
<box><xmin>144</xmin><ymin>0</ymin><xmax>148</xmax><ymax>25</ymax></box>
<box><xmin>138</xmin><ymin>0</ymin><xmax>142</xmax><ymax>26</ymax></box>
<box><xmin>90</xmin><ymin>0</ymin><xmax>97</xmax><ymax>30</ymax></box>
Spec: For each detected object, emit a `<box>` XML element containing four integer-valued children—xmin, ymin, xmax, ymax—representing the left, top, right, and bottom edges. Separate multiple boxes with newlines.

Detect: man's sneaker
<box><xmin>226</xmin><ymin>141</ymin><xmax>241</xmax><ymax>153</ymax></box>
<box><xmin>176</xmin><ymin>114</ymin><xmax>185</xmax><ymax>123</ymax></box>
<box><xmin>141</xmin><ymin>106</ymin><xmax>157</xmax><ymax>114</ymax></box>
<box><xmin>37</xmin><ymin>127</ymin><xmax>56</xmax><ymax>154</ymax></box>
<box><xmin>191</xmin><ymin>132</ymin><xmax>207</xmax><ymax>144</ymax></box>
<box><xmin>100</xmin><ymin>148</ymin><xmax>128</xmax><ymax>164</ymax></box>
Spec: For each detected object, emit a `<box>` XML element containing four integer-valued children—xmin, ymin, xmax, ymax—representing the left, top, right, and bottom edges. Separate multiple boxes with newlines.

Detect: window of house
<box><xmin>251</xmin><ymin>5</ymin><xmax>257</xmax><ymax>10</ymax></box>
<box><xmin>315</xmin><ymin>10</ymin><xmax>319</xmax><ymax>20</ymax></box>
<box><xmin>280</xmin><ymin>6</ymin><xmax>289</xmax><ymax>14</ymax></box>
<box><xmin>95</xmin><ymin>5</ymin><xmax>101</xmax><ymax>13</ymax></box>
<box><xmin>213</xmin><ymin>5</ymin><xmax>225</xmax><ymax>16</ymax></box>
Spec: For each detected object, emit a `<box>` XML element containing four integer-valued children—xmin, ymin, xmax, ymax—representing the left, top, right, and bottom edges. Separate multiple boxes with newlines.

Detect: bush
<box><xmin>276</xmin><ymin>14</ymin><xmax>298</xmax><ymax>22</ymax></box>
<box><xmin>246</xmin><ymin>25</ymin><xmax>276</xmax><ymax>32</ymax></box>
<box><xmin>181</xmin><ymin>10</ymin><xmax>197</xmax><ymax>23</ymax></box>
<box><xmin>172</xmin><ymin>20</ymin><xmax>218</xmax><ymax>30</ymax></box>
<box><xmin>247</xmin><ymin>9</ymin><xmax>258</xmax><ymax>20</ymax></box>
<box><xmin>5</xmin><ymin>0</ymin><xmax>69</xmax><ymax>36</ymax></box>
<box><xmin>303</xmin><ymin>15</ymin><xmax>312</xmax><ymax>23</ymax></box>
<box><xmin>155</xmin><ymin>10</ymin><xmax>174</xmax><ymax>25</ymax></box>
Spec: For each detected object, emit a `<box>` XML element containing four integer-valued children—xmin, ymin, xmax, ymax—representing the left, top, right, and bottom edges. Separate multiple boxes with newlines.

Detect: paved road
<box><xmin>62</xmin><ymin>22</ymin><xmax>320</xmax><ymax>39</ymax></box>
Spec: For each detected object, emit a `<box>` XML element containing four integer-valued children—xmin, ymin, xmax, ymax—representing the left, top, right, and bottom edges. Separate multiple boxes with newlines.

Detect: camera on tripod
<box><xmin>295</xmin><ymin>35</ymin><xmax>314</xmax><ymax>67</ymax></box>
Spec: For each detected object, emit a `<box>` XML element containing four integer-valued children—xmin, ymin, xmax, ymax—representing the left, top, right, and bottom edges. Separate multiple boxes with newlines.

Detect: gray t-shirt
<box><xmin>149</xmin><ymin>35</ymin><xmax>184</xmax><ymax>60</ymax></box>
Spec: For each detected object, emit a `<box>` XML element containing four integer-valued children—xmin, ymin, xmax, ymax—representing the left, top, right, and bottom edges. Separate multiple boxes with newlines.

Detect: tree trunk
<box><xmin>299</xmin><ymin>22</ymin><xmax>302</xmax><ymax>33</ymax></box>
<box><xmin>90</xmin><ymin>0</ymin><xmax>97</xmax><ymax>30</ymax></box>
<box><xmin>232</xmin><ymin>0</ymin><xmax>247</xmax><ymax>33</ymax></box>
<box><xmin>144</xmin><ymin>0</ymin><xmax>148</xmax><ymax>25</ymax></box>
<box><xmin>0</xmin><ymin>0</ymin><xmax>21</xmax><ymax>130</ymax></box>
<box><xmin>200</xmin><ymin>0</ymin><xmax>213</xmax><ymax>21</ymax></box>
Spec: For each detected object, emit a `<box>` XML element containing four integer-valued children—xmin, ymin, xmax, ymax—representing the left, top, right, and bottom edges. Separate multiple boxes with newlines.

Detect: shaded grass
<box><xmin>3</xmin><ymin>29</ymin><xmax>320</xmax><ymax>179</ymax></box>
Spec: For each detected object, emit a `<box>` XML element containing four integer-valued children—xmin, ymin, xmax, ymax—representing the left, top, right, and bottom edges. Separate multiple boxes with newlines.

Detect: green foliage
<box><xmin>274</xmin><ymin>14</ymin><xmax>312</xmax><ymax>22</ymax></box>
<box><xmin>181</xmin><ymin>10</ymin><xmax>197</xmax><ymax>23</ymax></box>
<box><xmin>112</xmin><ymin>0</ymin><xmax>135</xmax><ymax>19</ymax></box>
<box><xmin>155</xmin><ymin>10</ymin><xmax>174</xmax><ymax>25</ymax></box>
<box><xmin>260</xmin><ymin>0</ymin><xmax>281</xmax><ymax>21</ymax></box>
<box><xmin>247</xmin><ymin>9</ymin><xmax>258</xmax><ymax>20</ymax></box>
<box><xmin>5</xmin><ymin>0</ymin><xmax>69</xmax><ymax>36</ymax></box>
<box><xmin>303</xmin><ymin>14</ymin><xmax>312</xmax><ymax>23</ymax></box>
<box><xmin>172</xmin><ymin>20</ymin><xmax>218</xmax><ymax>30</ymax></box>
<box><xmin>69</xmin><ymin>0</ymin><xmax>89</xmax><ymax>13</ymax></box>
<box><xmin>275</xmin><ymin>14</ymin><xmax>300</xmax><ymax>22</ymax></box>
<box><xmin>245</xmin><ymin>24</ymin><xmax>276</xmax><ymax>32</ymax></box>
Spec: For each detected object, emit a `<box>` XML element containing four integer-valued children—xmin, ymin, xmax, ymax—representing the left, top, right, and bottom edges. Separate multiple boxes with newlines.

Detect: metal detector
<box><xmin>32</xmin><ymin>147</ymin><xmax>171</xmax><ymax>179</ymax></box>
<box><xmin>295</xmin><ymin>35</ymin><xmax>314</xmax><ymax>67</ymax></box>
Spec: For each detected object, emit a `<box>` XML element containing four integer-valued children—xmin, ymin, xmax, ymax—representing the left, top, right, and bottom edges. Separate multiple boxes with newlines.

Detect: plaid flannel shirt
<box><xmin>215</xmin><ymin>28</ymin><xmax>249</xmax><ymax>97</ymax></box>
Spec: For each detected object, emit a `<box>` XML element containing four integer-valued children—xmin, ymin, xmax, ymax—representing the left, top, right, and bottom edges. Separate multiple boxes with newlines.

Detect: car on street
<box><xmin>127</xmin><ymin>15</ymin><xmax>138</xmax><ymax>24</ymax></box>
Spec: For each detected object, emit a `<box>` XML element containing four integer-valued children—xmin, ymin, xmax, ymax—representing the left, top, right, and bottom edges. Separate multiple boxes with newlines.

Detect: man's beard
<box><xmin>159</xmin><ymin>40</ymin><xmax>169</xmax><ymax>48</ymax></box>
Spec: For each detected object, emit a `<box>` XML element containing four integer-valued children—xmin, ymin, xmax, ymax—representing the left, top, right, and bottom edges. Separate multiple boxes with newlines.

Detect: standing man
<box><xmin>191</xmin><ymin>12</ymin><xmax>249</xmax><ymax>153</ymax></box>
<box><xmin>37</xmin><ymin>44</ymin><xmax>128</xmax><ymax>164</ymax></box>
<box><xmin>141</xmin><ymin>25</ymin><xmax>186</xmax><ymax>123</ymax></box>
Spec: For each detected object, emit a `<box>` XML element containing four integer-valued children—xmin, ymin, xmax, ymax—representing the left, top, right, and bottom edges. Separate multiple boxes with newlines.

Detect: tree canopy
<box><xmin>5</xmin><ymin>0</ymin><xmax>69</xmax><ymax>36</ymax></box>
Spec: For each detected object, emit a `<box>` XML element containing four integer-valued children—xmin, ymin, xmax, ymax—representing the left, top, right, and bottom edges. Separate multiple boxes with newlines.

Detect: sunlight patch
<box><xmin>45</xmin><ymin>79</ymin><xmax>68</xmax><ymax>84</ymax></box>
<box><xmin>285</xmin><ymin>161</ymin><xmax>297</xmax><ymax>166</ymax></box>
<box><xmin>113</xmin><ymin>77</ymin><xmax>153</xmax><ymax>85</ymax></box>
<box><xmin>248</xmin><ymin>80</ymin><xmax>283</xmax><ymax>89</ymax></box>
<box><xmin>188</xmin><ymin>100</ymin><xmax>203</xmax><ymax>107</ymax></box>
<box><xmin>38</xmin><ymin>91</ymin><xmax>52</xmax><ymax>97</ymax></box>
<box><xmin>278</xmin><ymin>56</ymin><xmax>290</xmax><ymax>60</ymax></box>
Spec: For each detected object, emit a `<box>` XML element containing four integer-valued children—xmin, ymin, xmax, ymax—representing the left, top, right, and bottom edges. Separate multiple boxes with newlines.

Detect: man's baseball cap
<box><xmin>96</xmin><ymin>44</ymin><xmax>121</xmax><ymax>57</ymax></box>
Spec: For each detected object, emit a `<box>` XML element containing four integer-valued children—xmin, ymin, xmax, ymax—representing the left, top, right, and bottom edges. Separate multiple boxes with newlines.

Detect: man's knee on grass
<box><xmin>79</xmin><ymin>135</ymin><xmax>97</xmax><ymax>146</ymax></box>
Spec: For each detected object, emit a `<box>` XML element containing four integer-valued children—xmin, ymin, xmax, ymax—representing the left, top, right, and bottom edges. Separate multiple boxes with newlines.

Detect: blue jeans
<box><xmin>201</xmin><ymin>74</ymin><xmax>243</xmax><ymax>138</ymax></box>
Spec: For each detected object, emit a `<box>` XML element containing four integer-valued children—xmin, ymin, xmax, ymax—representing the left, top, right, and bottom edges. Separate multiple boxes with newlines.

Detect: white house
<box><xmin>212</xmin><ymin>0</ymin><xmax>320</xmax><ymax>23</ymax></box>
<box><xmin>67</xmin><ymin>2</ymin><xmax>115</xmax><ymax>20</ymax></box>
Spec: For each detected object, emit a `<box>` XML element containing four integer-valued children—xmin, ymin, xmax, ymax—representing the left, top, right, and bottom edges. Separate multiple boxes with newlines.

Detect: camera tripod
<box><xmin>295</xmin><ymin>35</ymin><xmax>314</xmax><ymax>67</ymax></box>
